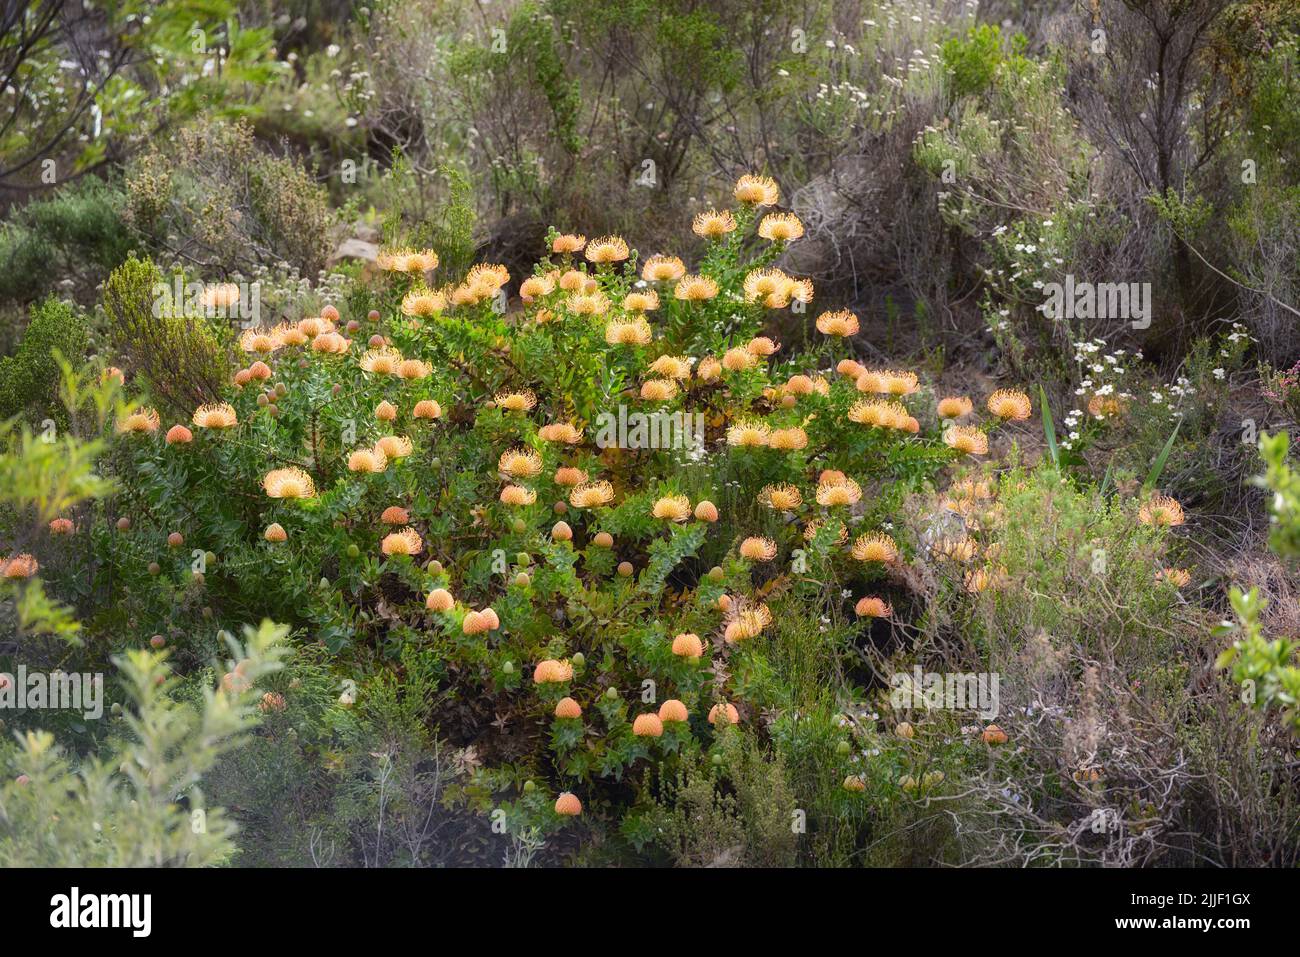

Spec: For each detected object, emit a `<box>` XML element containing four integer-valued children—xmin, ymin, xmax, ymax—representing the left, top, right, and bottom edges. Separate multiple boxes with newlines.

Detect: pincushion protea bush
<box><xmin>11</xmin><ymin>173</ymin><xmax>1295</xmax><ymax>867</ymax></box>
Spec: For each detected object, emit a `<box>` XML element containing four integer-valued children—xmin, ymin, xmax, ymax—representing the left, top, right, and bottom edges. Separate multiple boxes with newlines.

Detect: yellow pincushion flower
<box><xmin>816</xmin><ymin>309</ymin><xmax>859</xmax><ymax>337</ymax></box>
<box><xmin>673</xmin><ymin>275</ymin><xmax>719</xmax><ymax>302</ymax></box>
<box><xmin>494</xmin><ymin>390</ymin><xmax>537</xmax><ymax>412</ymax></box>
<box><xmin>552</xmin><ymin>233</ymin><xmax>586</xmax><ymax>254</ymax></box>
<box><xmin>768</xmin><ymin>427</ymin><xmax>808</xmax><ymax>450</ymax></box>
<box><xmin>569</xmin><ymin>480</ymin><xmax>615</xmax><ymax>508</ymax></box>
<box><xmin>943</xmin><ymin>425</ymin><xmax>989</xmax><ymax>456</ymax></box>
<box><xmin>500</xmin><ymin>484</ymin><xmax>537</xmax><ymax>506</ymax></box>
<box><xmin>381</xmin><ymin>526</ymin><xmax>423</xmax><ymax>556</ymax></box>
<box><xmin>640</xmin><ymin>378</ymin><xmax>679</xmax><ymax>401</ymax></box>
<box><xmin>498</xmin><ymin>447</ymin><xmax>543</xmax><ymax>479</ymax></box>
<box><xmin>519</xmin><ymin>275</ymin><xmax>556</xmax><ymax>302</ymax></box>
<box><xmin>742</xmin><ymin>268</ymin><xmax>793</xmax><ymax>305</ymax></box>
<box><xmin>934</xmin><ymin>537</ymin><xmax>979</xmax><ymax>562</ymax></box>
<box><xmin>937</xmin><ymin>396</ymin><xmax>974</xmax><ymax>419</ymax></box>
<box><xmin>724</xmin><ymin>602</ymin><xmax>773</xmax><ymax>642</ymax></box>
<box><xmin>1138</xmin><ymin>495</ymin><xmax>1185</xmax><ymax>527</ymax></box>
<box><xmin>691</xmin><ymin>209</ymin><xmax>737</xmax><ymax>238</ymax></box>
<box><xmin>585</xmin><ymin>236</ymin><xmax>629</xmax><ymax>264</ymax></box>
<box><xmin>401</xmin><ymin>287</ymin><xmax>447</xmax><ymax>317</ymax></box>
<box><xmin>641</xmin><ymin>255</ymin><xmax>686</xmax><ymax>282</ymax></box>
<box><xmin>986</xmin><ymin>389</ymin><xmax>1032</xmax><ymax>420</ymax></box>
<box><xmin>465</xmin><ymin>263</ymin><xmax>510</xmax><ymax>294</ymax></box>
<box><xmin>374</xmin><ymin>435</ymin><xmax>413</xmax><ymax>460</ymax></box>
<box><xmin>652</xmin><ymin>494</ymin><xmax>692</xmax><ymax>522</ymax></box>
<box><xmin>274</xmin><ymin>321</ymin><xmax>308</xmax><ymax>346</ymax></box>
<box><xmin>816</xmin><ymin>474</ymin><xmax>862</xmax><ymax>507</ymax></box>
<box><xmin>566</xmin><ymin>291</ymin><xmax>610</xmax><ymax>316</ymax></box>
<box><xmin>263</xmin><ymin>467</ymin><xmax>316</xmax><ymax>499</ymax></box>
<box><xmin>192</xmin><ymin>402</ymin><xmax>238</xmax><ymax>429</ymax></box>
<box><xmin>538</xmin><ymin>422</ymin><xmax>584</xmax><ymax>444</ymax></box>
<box><xmin>851</xmin><ymin>532</ymin><xmax>898</xmax><ymax>563</ymax></box>
<box><xmin>757</xmin><ymin>212</ymin><xmax>804</xmax><ymax>242</ymax></box>
<box><xmin>605</xmin><ymin>317</ymin><xmax>653</xmax><ymax>346</ymax></box>
<box><xmin>848</xmin><ymin>399</ymin><xmax>910</xmax><ymax>429</ymax></box>
<box><xmin>360</xmin><ymin>347</ymin><xmax>404</xmax><ymax>375</ymax></box>
<box><xmin>622</xmin><ymin>290</ymin><xmax>660</xmax><ymax>312</ymax></box>
<box><xmin>117</xmin><ymin>407</ymin><xmax>161</xmax><ymax>434</ymax></box>
<box><xmin>348</xmin><ymin>448</ymin><xmax>389</xmax><ymax>473</ymax></box>
<box><xmin>759</xmin><ymin>483</ymin><xmax>802</xmax><ymax>511</ymax></box>
<box><xmin>734</xmin><ymin>173</ymin><xmax>780</xmax><ymax>205</ymax></box>
<box><xmin>739</xmin><ymin>536</ymin><xmax>778</xmax><ymax>561</ymax></box>
<box><xmin>721</xmin><ymin>346</ymin><xmax>758</xmax><ymax>372</ymax></box>
<box><xmin>239</xmin><ymin>327</ymin><xmax>281</xmax><ymax>354</ymax></box>
<box><xmin>727</xmin><ymin>421</ymin><xmax>770</xmax><ymax>447</ymax></box>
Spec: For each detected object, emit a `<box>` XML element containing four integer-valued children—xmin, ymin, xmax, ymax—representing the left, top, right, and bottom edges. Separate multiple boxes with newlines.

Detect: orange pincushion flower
<box><xmin>784</xmin><ymin>374</ymin><xmax>816</xmax><ymax>396</ymax></box>
<box><xmin>1138</xmin><ymin>495</ymin><xmax>1185</xmax><ymax>527</ymax></box>
<box><xmin>721</xmin><ymin>347</ymin><xmax>758</xmax><ymax>372</ymax></box>
<box><xmin>1</xmin><ymin>554</ymin><xmax>38</xmax><ymax>579</ymax></box>
<box><xmin>1087</xmin><ymin>394</ymin><xmax>1127</xmax><ymax>418</ymax></box>
<box><xmin>554</xmin><ymin>792</ymin><xmax>582</xmax><ymax>816</ymax></box>
<box><xmin>632</xmin><ymin>713</ymin><xmax>664</xmax><ymax>737</ymax></box>
<box><xmin>380</xmin><ymin>506</ymin><xmax>410</xmax><ymax>525</ymax></box>
<box><xmin>263</xmin><ymin>523</ymin><xmax>287</xmax><ymax>543</ymax></box>
<box><xmin>48</xmin><ymin>517</ymin><xmax>74</xmax><ymax>535</ymax></box>
<box><xmin>642</xmin><ymin>255</ymin><xmax>686</xmax><ymax>282</ymax></box>
<box><xmin>297</xmin><ymin>316</ymin><xmax>334</xmax><ymax>339</ymax></box>
<box><xmin>740</xmin><ymin>536</ymin><xmax>778</xmax><ymax>561</ymax></box>
<box><xmin>465</xmin><ymin>264</ymin><xmax>510</xmax><ymax>294</ymax></box>
<box><xmin>816</xmin><ymin>309</ymin><xmax>860</xmax><ymax>337</ymax></box>
<box><xmin>803</xmin><ymin>519</ymin><xmax>848</xmax><ymax>544</ymax></box>
<box><xmin>412</xmin><ymin>399</ymin><xmax>442</xmax><ymax>420</ymax></box>
<box><xmin>708</xmin><ymin>702</ymin><xmax>741</xmax><ymax>726</ymax></box>
<box><xmin>964</xmin><ymin>566</ymin><xmax>1007</xmax><ymax>593</ymax></box>
<box><xmin>696</xmin><ymin>356</ymin><xmax>722</xmax><ymax>381</ymax></box>
<box><xmin>848</xmin><ymin>399</ymin><xmax>910</xmax><ymax>429</ymax></box>
<box><xmin>165</xmin><ymin>425</ymin><xmax>193</xmax><ymax>445</ymax></box>
<box><xmin>348</xmin><ymin>448</ymin><xmax>388</xmax><ymax>473</ymax></box>
<box><xmin>585</xmin><ymin>236</ymin><xmax>629</xmax><ymax>264</ymax></box>
<box><xmin>312</xmin><ymin>331</ymin><xmax>351</xmax><ymax>354</ymax></box>
<box><xmin>746</xmin><ymin>336</ymin><xmax>780</xmax><ymax>357</ymax></box>
<box><xmin>742</xmin><ymin>268</ymin><xmax>793</xmax><ymax>306</ymax></box>
<box><xmin>943</xmin><ymin>425</ymin><xmax>989</xmax><ymax>456</ymax></box>
<box><xmin>727</xmin><ymin>421</ymin><xmax>770</xmax><ymax>447</ymax></box>
<box><xmin>397</xmin><ymin>359</ymin><xmax>432</xmax><ymax>381</ymax></box>
<box><xmin>538</xmin><ymin>422</ymin><xmax>583</xmax><ymax>444</ymax></box>
<box><xmin>117</xmin><ymin>407</ymin><xmax>160</xmax><ymax>434</ymax></box>
<box><xmin>192</xmin><ymin>402</ymin><xmax>238</xmax><ymax>429</ymax></box>
<box><xmin>552</xmin><ymin>233</ymin><xmax>586</xmax><ymax>254</ymax></box>
<box><xmin>648</xmin><ymin>355</ymin><xmax>692</xmax><ymax>380</ymax></box>
<box><xmin>759</xmin><ymin>483</ymin><xmax>802</xmax><ymax>511</ymax></box>
<box><xmin>837</xmin><ymin>359</ymin><xmax>866</xmax><ymax>380</ymax></box>
<box><xmin>734</xmin><ymin>174</ymin><xmax>780</xmax><ymax>205</ymax></box>
<box><xmin>652</xmin><ymin>494</ymin><xmax>692</xmax><ymax>522</ymax></box>
<box><xmin>622</xmin><ymin>291</ymin><xmax>660</xmax><ymax>312</ymax></box>
<box><xmin>533</xmin><ymin>659</ymin><xmax>574</xmax><ymax>684</ymax></box>
<box><xmin>605</xmin><ymin>317</ymin><xmax>654</xmax><ymax>347</ymax></box>
<box><xmin>658</xmin><ymin>699</ymin><xmax>689</xmax><ymax>723</ymax></box>
<box><xmin>694</xmin><ymin>500</ymin><xmax>719</xmax><ymax>523</ymax></box>
<box><xmin>987</xmin><ymin>389</ymin><xmax>1032</xmax><ymax>420</ymax></box>
<box><xmin>569</xmin><ymin>481</ymin><xmax>614</xmax><ymax>508</ymax></box>
<box><xmin>375</xmin><ymin>400</ymin><xmax>398</xmax><ymax>422</ymax></box>
<box><xmin>554</xmin><ymin>697</ymin><xmax>583</xmax><ymax>719</ymax></box>
<box><xmin>842</xmin><ymin>775</ymin><xmax>866</xmax><ymax>792</ymax></box>
<box><xmin>498</xmin><ymin>447</ymin><xmax>543</xmax><ymax>479</ymax></box>
<box><xmin>233</xmin><ymin>368</ymin><xmax>252</xmax><ymax>387</ymax></box>
<box><xmin>274</xmin><ymin>321</ymin><xmax>307</xmax><ymax>347</ymax></box>
<box><xmin>558</xmin><ymin>269</ymin><xmax>588</xmax><ymax>293</ymax></box>
<box><xmin>934</xmin><ymin>537</ymin><xmax>978</xmax><ymax>562</ymax></box>
<box><xmin>500</xmin><ymin>484</ymin><xmax>538</xmax><ymax>506</ymax></box>
<box><xmin>1158</xmin><ymin>567</ymin><xmax>1192</xmax><ymax>587</ymax></box>
<box><xmin>494</xmin><ymin>390</ymin><xmax>537</xmax><ymax>413</ymax></box>
<box><xmin>519</xmin><ymin>274</ymin><xmax>556</xmax><ymax>302</ymax></box>
<box><xmin>757</xmin><ymin>212</ymin><xmax>804</xmax><ymax>241</ymax></box>
<box><xmin>359</xmin><ymin>347</ymin><xmax>403</xmax><ymax>375</ymax></box>
<box><xmin>566</xmin><ymin>291</ymin><xmax>610</xmax><ymax>317</ymax></box>
<box><xmin>855</xmin><ymin>596</ymin><xmax>892</xmax><ymax>618</ymax></box>
<box><xmin>816</xmin><ymin>474</ymin><xmax>862</xmax><ymax>507</ymax></box>
<box><xmin>673</xmin><ymin>275</ymin><xmax>719</xmax><ymax>302</ymax></box>
<box><xmin>381</xmin><ymin>526</ymin><xmax>423</xmax><ymax>556</ymax></box>
<box><xmin>768</xmin><ymin>427</ymin><xmax>808</xmax><ymax>450</ymax></box>
<box><xmin>401</xmin><ymin>287</ymin><xmax>447</xmax><ymax>317</ymax></box>
<box><xmin>102</xmin><ymin>366</ymin><xmax>125</xmax><ymax>385</ymax></box>
<box><xmin>461</xmin><ymin>610</ymin><xmax>489</xmax><ymax>634</ymax></box>
<box><xmin>640</xmin><ymin>378</ymin><xmax>678</xmax><ymax>401</ymax></box>
<box><xmin>937</xmin><ymin>396</ymin><xmax>974</xmax><ymax>419</ymax></box>
<box><xmin>982</xmin><ymin>725</ymin><xmax>1008</xmax><ymax>745</ymax></box>
<box><xmin>248</xmin><ymin>360</ymin><xmax>273</xmax><ymax>381</ymax></box>
<box><xmin>672</xmin><ymin>633</ymin><xmax>704</xmax><ymax>659</ymax></box>
<box><xmin>551</xmin><ymin>520</ymin><xmax>573</xmax><ymax>541</ymax></box>
<box><xmin>554</xmin><ymin>466</ymin><xmax>588</xmax><ymax>487</ymax></box>
<box><xmin>725</xmin><ymin>602</ymin><xmax>773</xmax><ymax>643</ymax></box>
<box><xmin>374</xmin><ymin>435</ymin><xmax>413</xmax><ymax>460</ymax></box>
<box><xmin>239</xmin><ymin>327</ymin><xmax>281</xmax><ymax>354</ymax></box>
<box><xmin>691</xmin><ymin>209</ymin><xmax>737</xmax><ymax>238</ymax></box>
<box><xmin>263</xmin><ymin>467</ymin><xmax>316</xmax><ymax>499</ymax></box>
<box><xmin>852</xmin><ymin>532</ymin><xmax>898</xmax><ymax>563</ymax></box>
<box><xmin>426</xmin><ymin>588</ymin><xmax>454</xmax><ymax>611</ymax></box>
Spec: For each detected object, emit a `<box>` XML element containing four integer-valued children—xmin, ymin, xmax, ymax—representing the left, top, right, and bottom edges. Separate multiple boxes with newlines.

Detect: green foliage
<box><xmin>101</xmin><ymin>255</ymin><xmax>228</xmax><ymax>417</ymax></box>
<box><xmin>941</xmin><ymin>24</ymin><xmax>1025</xmax><ymax>100</ymax></box>
<box><xmin>1216</xmin><ymin>587</ymin><xmax>1300</xmax><ymax>734</ymax></box>
<box><xmin>0</xmin><ymin>297</ymin><xmax>87</xmax><ymax>421</ymax></box>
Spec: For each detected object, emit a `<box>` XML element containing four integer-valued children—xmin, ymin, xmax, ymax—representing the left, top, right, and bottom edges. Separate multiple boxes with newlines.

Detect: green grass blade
<box><xmin>1038</xmin><ymin>385</ymin><xmax>1059</xmax><ymax>469</ymax></box>
<box><xmin>1143</xmin><ymin>416</ymin><xmax>1184</xmax><ymax>493</ymax></box>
